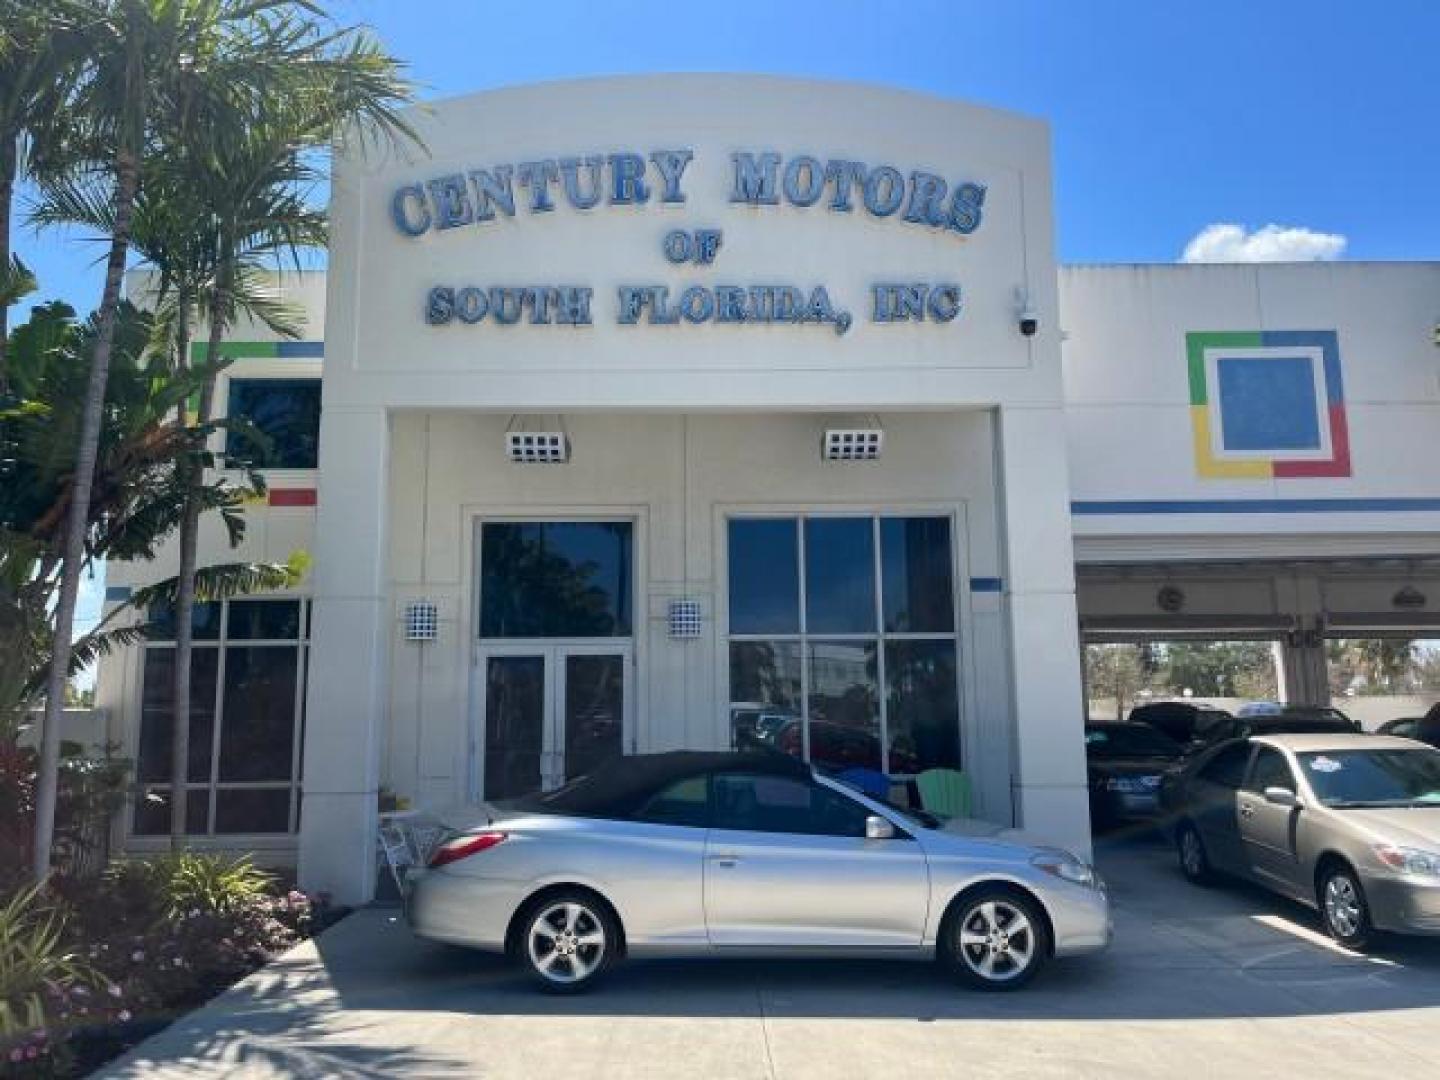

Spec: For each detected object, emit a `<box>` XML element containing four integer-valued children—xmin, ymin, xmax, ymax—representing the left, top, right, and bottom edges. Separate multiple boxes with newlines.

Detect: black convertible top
<box><xmin>500</xmin><ymin>750</ymin><xmax>811</xmax><ymax>819</ymax></box>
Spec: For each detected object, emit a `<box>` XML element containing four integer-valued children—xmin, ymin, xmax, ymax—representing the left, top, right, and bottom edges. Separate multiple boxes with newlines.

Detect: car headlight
<box><xmin>1374</xmin><ymin>843</ymin><xmax>1440</xmax><ymax>877</ymax></box>
<box><xmin>1032</xmin><ymin>850</ymin><xmax>1099</xmax><ymax>889</ymax></box>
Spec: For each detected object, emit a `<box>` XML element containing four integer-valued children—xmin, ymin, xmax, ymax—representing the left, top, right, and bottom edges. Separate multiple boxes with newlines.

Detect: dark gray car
<box><xmin>1162</xmin><ymin>734</ymin><xmax>1440</xmax><ymax>948</ymax></box>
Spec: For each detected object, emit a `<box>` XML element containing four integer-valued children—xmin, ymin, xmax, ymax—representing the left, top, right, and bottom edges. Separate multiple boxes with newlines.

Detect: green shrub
<box><xmin>0</xmin><ymin>886</ymin><xmax>85</xmax><ymax>1039</ymax></box>
<box><xmin>99</xmin><ymin>853</ymin><xmax>273</xmax><ymax>922</ymax></box>
<box><xmin>0</xmin><ymin>885</ymin><xmax>115</xmax><ymax>1073</ymax></box>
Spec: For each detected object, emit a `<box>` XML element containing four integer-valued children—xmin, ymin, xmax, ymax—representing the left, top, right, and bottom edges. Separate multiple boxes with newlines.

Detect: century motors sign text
<box><xmin>390</xmin><ymin>150</ymin><xmax>986</xmax><ymax>336</ymax></box>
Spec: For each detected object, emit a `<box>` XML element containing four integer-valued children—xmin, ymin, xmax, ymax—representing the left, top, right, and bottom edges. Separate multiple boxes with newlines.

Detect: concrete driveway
<box><xmin>102</xmin><ymin>836</ymin><xmax>1440</xmax><ymax>1079</ymax></box>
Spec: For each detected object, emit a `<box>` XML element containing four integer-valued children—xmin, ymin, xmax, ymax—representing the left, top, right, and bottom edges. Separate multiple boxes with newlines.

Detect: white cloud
<box><xmin>1180</xmin><ymin>222</ymin><xmax>1347</xmax><ymax>264</ymax></box>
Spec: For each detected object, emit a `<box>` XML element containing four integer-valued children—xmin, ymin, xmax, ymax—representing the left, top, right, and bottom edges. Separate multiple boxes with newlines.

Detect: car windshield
<box><xmin>1298</xmin><ymin>749</ymin><xmax>1440</xmax><ymax>808</ymax></box>
<box><xmin>1086</xmin><ymin>726</ymin><xmax>1182</xmax><ymax>758</ymax></box>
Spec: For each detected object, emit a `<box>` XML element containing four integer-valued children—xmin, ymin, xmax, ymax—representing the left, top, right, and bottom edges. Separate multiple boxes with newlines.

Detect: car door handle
<box><xmin>709</xmin><ymin>853</ymin><xmax>739</xmax><ymax>868</ymax></box>
<box><xmin>1239</xmin><ymin>803</ymin><xmax>1255</xmax><ymax>818</ymax></box>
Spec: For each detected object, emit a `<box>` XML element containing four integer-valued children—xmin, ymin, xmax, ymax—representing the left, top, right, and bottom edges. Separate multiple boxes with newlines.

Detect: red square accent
<box><xmin>268</xmin><ymin>488</ymin><xmax>317</xmax><ymax>507</ymax></box>
<box><xmin>1273</xmin><ymin>405</ymin><xmax>1351</xmax><ymax>478</ymax></box>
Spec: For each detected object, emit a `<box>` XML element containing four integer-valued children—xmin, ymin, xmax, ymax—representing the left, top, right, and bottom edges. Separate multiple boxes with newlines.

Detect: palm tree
<box><xmin>0</xmin><ymin>2</ymin><xmax>81</xmax><ymax>389</ymax></box>
<box><xmin>155</xmin><ymin>19</ymin><xmax>414</xmax><ymax>850</ymax></box>
<box><xmin>29</xmin><ymin>0</ymin><xmax>411</xmax><ymax>881</ymax></box>
<box><xmin>33</xmin><ymin>146</ymin><xmax>317</xmax><ymax>845</ymax></box>
<box><xmin>0</xmin><ymin>297</ymin><xmax>301</xmax><ymax>735</ymax></box>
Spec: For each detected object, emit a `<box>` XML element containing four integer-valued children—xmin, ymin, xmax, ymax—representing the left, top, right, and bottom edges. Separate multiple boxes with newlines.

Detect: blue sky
<box><xmin>17</xmin><ymin>0</ymin><xmax>1440</xmax><ymax>314</ymax></box>
<box><xmin>21</xmin><ymin>0</ymin><xmax>1440</xmax><ymax>652</ymax></box>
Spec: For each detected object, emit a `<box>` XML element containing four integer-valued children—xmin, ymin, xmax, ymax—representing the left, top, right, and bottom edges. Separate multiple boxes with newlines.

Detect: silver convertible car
<box><xmin>407</xmin><ymin>751</ymin><xmax>1111</xmax><ymax>992</ymax></box>
<box><xmin>1162</xmin><ymin>734</ymin><xmax>1440</xmax><ymax>948</ymax></box>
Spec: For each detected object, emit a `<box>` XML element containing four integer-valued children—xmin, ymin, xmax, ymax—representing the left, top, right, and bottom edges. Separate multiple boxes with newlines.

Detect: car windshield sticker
<box><xmin>1309</xmin><ymin>756</ymin><xmax>1343</xmax><ymax>773</ymax></box>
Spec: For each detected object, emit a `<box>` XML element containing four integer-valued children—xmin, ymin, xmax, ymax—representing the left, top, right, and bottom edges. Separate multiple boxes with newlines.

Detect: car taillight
<box><xmin>428</xmin><ymin>831</ymin><xmax>507</xmax><ymax>868</ymax></box>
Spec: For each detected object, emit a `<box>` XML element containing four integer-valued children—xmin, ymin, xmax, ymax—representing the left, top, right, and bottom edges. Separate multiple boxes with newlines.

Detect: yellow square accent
<box><xmin>1191</xmin><ymin>405</ymin><xmax>1272</xmax><ymax>479</ymax></box>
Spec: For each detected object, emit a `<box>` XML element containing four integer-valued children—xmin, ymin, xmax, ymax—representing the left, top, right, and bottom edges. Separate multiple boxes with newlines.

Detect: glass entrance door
<box><xmin>477</xmin><ymin>645</ymin><xmax>631</xmax><ymax>801</ymax></box>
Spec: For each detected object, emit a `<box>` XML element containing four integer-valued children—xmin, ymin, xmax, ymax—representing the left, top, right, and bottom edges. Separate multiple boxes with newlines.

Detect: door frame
<box><xmin>464</xmin><ymin>507</ymin><xmax>646</xmax><ymax>805</ymax></box>
<box><xmin>472</xmin><ymin>641</ymin><xmax>635</xmax><ymax>801</ymax></box>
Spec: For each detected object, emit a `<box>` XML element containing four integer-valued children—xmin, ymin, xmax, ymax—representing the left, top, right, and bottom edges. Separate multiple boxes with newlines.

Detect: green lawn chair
<box><xmin>915</xmin><ymin>768</ymin><xmax>971</xmax><ymax>818</ymax></box>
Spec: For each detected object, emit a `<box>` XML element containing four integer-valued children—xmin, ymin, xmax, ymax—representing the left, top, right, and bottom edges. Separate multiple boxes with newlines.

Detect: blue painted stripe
<box><xmin>1072</xmin><ymin>498</ymin><xmax>1440</xmax><ymax>516</ymax></box>
<box><xmin>969</xmin><ymin>577</ymin><xmax>1004</xmax><ymax>592</ymax></box>
<box><xmin>104</xmin><ymin>586</ymin><xmax>133</xmax><ymax>602</ymax></box>
<box><xmin>275</xmin><ymin>341</ymin><xmax>324</xmax><ymax>358</ymax></box>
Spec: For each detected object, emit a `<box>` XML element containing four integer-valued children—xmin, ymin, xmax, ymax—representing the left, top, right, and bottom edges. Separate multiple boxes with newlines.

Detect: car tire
<box><xmin>1319</xmin><ymin>864</ymin><xmax>1373</xmax><ymax>950</ymax></box>
<box><xmin>939</xmin><ymin>887</ymin><xmax>1050</xmax><ymax>992</ymax></box>
<box><xmin>1176</xmin><ymin>821</ymin><xmax>1214</xmax><ymax>885</ymax></box>
<box><xmin>516</xmin><ymin>891</ymin><xmax>619</xmax><ymax>993</ymax></box>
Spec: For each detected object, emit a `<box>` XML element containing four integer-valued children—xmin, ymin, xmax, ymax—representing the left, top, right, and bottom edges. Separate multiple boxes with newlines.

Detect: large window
<box><xmin>134</xmin><ymin>598</ymin><xmax>308</xmax><ymax>837</ymax></box>
<box><xmin>225</xmin><ymin>378</ymin><xmax>322</xmax><ymax>469</ymax></box>
<box><xmin>727</xmin><ymin>515</ymin><xmax>960</xmax><ymax>776</ymax></box>
<box><xmin>479</xmin><ymin>521</ymin><xmax>633</xmax><ymax>638</ymax></box>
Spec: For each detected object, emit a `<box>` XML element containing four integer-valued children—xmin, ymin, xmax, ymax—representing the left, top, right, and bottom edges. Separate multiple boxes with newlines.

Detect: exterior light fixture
<box><xmin>668</xmin><ymin>598</ymin><xmax>702</xmax><ymax>639</ymax></box>
<box><xmin>404</xmin><ymin>600</ymin><xmax>438</xmax><ymax>642</ymax></box>
<box><xmin>504</xmin><ymin>415</ymin><xmax>570</xmax><ymax>463</ymax></box>
<box><xmin>822</xmin><ymin>419</ymin><xmax>884</xmax><ymax>462</ymax></box>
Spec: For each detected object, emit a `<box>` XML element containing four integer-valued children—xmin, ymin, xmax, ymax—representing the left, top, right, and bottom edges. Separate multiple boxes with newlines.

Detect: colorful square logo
<box><xmin>1186</xmin><ymin>330</ymin><xmax>1350</xmax><ymax>478</ymax></box>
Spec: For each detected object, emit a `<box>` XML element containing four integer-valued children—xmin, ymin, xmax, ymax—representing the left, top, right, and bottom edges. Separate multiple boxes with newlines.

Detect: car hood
<box><xmin>1330</xmin><ymin>806</ymin><xmax>1440</xmax><ymax>848</ymax></box>
<box><xmin>933</xmin><ymin>815</ymin><xmax>1061</xmax><ymax>854</ymax></box>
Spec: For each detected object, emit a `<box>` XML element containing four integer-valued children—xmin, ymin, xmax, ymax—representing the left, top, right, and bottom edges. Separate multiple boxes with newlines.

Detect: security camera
<box><xmin>1018</xmin><ymin>307</ymin><xmax>1038</xmax><ymax>337</ymax></box>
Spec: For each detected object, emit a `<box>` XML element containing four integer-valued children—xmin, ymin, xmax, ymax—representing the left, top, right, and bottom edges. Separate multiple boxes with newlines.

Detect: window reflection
<box><xmin>806</xmin><ymin>640</ymin><xmax>882</xmax><ymax>771</ymax></box>
<box><xmin>726</xmin><ymin>515</ymin><xmax>961</xmax><ymax>777</ymax></box>
<box><xmin>137</xmin><ymin>649</ymin><xmax>218</xmax><ymax>783</ymax></box>
<box><xmin>885</xmin><ymin>641</ymin><xmax>960</xmax><ymax>771</ymax></box>
<box><xmin>805</xmin><ymin>518</ymin><xmax>876</xmax><ymax>633</ymax></box>
<box><xmin>480</xmin><ymin>522</ymin><xmax>633</xmax><ymax>638</ymax></box>
<box><xmin>729</xmin><ymin>641</ymin><xmax>802</xmax><ymax>751</ymax></box>
<box><xmin>881</xmin><ymin>517</ymin><xmax>954</xmax><ymax>632</ymax></box>
<box><xmin>728</xmin><ymin>519</ymin><xmax>799</xmax><ymax>634</ymax></box>
<box><xmin>218</xmin><ymin>647</ymin><xmax>299</xmax><ymax>782</ymax></box>
<box><xmin>225</xmin><ymin>378</ymin><xmax>321</xmax><ymax>469</ymax></box>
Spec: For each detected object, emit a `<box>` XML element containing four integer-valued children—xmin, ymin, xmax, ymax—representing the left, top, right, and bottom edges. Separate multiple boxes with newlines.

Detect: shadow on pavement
<box><xmin>267</xmin><ymin>831</ymin><xmax>1440</xmax><ymax>1024</ymax></box>
<box><xmin>106</xmin><ymin>831</ymin><xmax>1440</xmax><ymax>1076</ymax></box>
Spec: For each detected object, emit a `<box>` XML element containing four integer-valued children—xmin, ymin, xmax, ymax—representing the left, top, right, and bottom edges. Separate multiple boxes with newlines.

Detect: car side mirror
<box><xmin>1263</xmin><ymin>786</ymin><xmax>1299</xmax><ymax>809</ymax></box>
<box><xmin>865</xmin><ymin>815</ymin><xmax>896</xmax><ymax>840</ymax></box>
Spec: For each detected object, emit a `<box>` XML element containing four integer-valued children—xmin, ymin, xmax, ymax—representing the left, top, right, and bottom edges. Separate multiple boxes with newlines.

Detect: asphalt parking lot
<box><xmin>103</xmin><ymin>834</ymin><xmax>1440</xmax><ymax>1079</ymax></box>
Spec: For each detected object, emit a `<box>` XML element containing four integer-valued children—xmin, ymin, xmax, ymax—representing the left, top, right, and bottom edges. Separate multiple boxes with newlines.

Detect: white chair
<box><xmin>376</xmin><ymin>819</ymin><xmax>416</xmax><ymax>895</ymax></box>
<box><xmin>376</xmin><ymin>811</ymin><xmax>450</xmax><ymax>895</ymax></box>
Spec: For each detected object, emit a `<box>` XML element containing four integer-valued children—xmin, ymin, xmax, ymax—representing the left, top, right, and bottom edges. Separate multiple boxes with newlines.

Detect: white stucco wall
<box><xmin>1062</xmin><ymin>262</ymin><xmax>1440</xmax><ymax>556</ymax></box>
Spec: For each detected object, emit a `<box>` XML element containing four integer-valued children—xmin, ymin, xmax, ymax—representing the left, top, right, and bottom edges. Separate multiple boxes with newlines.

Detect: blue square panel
<box><xmin>1216</xmin><ymin>355</ymin><xmax>1322</xmax><ymax>452</ymax></box>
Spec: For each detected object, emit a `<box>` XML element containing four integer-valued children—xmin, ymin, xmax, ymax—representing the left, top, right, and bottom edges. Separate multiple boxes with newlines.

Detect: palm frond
<box><xmin>0</xmin><ymin>254</ymin><xmax>38</xmax><ymax>310</ymax></box>
<box><xmin>128</xmin><ymin>557</ymin><xmax>306</xmax><ymax>612</ymax></box>
<box><xmin>64</xmin><ymin>621</ymin><xmax>151</xmax><ymax>678</ymax></box>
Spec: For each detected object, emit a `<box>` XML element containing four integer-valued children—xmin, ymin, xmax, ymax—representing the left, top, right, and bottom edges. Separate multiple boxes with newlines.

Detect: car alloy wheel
<box><xmin>1321</xmin><ymin>868</ymin><xmax>1372</xmax><ymax>949</ymax></box>
<box><xmin>525</xmin><ymin>898</ymin><xmax>610</xmax><ymax>991</ymax></box>
<box><xmin>1176</xmin><ymin>823</ymin><xmax>1213</xmax><ymax>885</ymax></box>
<box><xmin>944</xmin><ymin>890</ymin><xmax>1049</xmax><ymax>991</ymax></box>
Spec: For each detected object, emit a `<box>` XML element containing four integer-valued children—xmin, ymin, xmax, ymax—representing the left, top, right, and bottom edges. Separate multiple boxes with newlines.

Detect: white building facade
<box><xmin>94</xmin><ymin>77</ymin><xmax>1440</xmax><ymax>903</ymax></box>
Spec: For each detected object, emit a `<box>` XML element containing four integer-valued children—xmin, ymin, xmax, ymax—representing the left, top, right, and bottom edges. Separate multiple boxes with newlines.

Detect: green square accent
<box><xmin>1186</xmin><ymin>331</ymin><xmax>1262</xmax><ymax>405</ymax></box>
